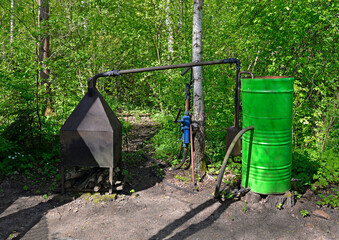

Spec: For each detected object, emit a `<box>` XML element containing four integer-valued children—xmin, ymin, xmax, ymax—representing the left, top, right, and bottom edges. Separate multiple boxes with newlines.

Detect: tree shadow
<box><xmin>0</xmin><ymin>193</ymin><xmax>72</xmax><ymax>240</ymax></box>
<box><xmin>149</xmin><ymin>198</ymin><xmax>233</xmax><ymax>240</ymax></box>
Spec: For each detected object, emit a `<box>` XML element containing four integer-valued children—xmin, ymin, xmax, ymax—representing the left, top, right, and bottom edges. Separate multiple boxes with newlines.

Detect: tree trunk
<box><xmin>10</xmin><ymin>0</ymin><xmax>15</xmax><ymax>58</ymax></box>
<box><xmin>37</xmin><ymin>0</ymin><xmax>51</xmax><ymax>116</ymax></box>
<box><xmin>165</xmin><ymin>0</ymin><xmax>174</xmax><ymax>60</ymax></box>
<box><xmin>192</xmin><ymin>0</ymin><xmax>205</xmax><ymax>171</ymax></box>
<box><xmin>10</xmin><ymin>0</ymin><xmax>14</xmax><ymax>44</ymax></box>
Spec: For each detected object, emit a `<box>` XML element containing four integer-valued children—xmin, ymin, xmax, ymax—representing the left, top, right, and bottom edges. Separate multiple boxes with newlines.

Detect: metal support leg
<box><xmin>109</xmin><ymin>167</ymin><xmax>113</xmax><ymax>194</ymax></box>
<box><xmin>61</xmin><ymin>165</ymin><xmax>65</xmax><ymax>194</ymax></box>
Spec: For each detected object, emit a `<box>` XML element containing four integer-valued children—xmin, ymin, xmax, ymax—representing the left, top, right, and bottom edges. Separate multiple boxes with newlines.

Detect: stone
<box><xmin>313</xmin><ymin>210</ymin><xmax>330</xmax><ymax>220</ymax></box>
<box><xmin>244</xmin><ymin>191</ymin><xmax>262</xmax><ymax>204</ymax></box>
<box><xmin>303</xmin><ymin>189</ymin><xmax>314</xmax><ymax>199</ymax></box>
<box><xmin>93</xmin><ymin>185</ymin><xmax>101</xmax><ymax>192</ymax></box>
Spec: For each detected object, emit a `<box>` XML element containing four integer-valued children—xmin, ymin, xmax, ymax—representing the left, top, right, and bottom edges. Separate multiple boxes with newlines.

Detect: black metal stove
<box><xmin>60</xmin><ymin>75</ymin><xmax>122</xmax><ymax>193</ymax></box>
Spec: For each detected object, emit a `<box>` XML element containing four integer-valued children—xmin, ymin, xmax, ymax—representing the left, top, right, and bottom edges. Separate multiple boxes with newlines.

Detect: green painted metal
<box><xmin>241</xmin><ymin>76</ymin><xmax>294</xmax><ymax>194</ymax></box>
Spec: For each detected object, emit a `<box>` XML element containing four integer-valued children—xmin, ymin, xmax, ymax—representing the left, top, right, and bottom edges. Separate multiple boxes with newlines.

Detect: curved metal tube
<box><xmin>170</xmin><ymin>148</ymin><xmax>188</xmax><ymax>170</ymax></box>
<box><xmin>239</xmin><ymin>71</ymin><xmax>254</xmax><ymax>79</ymax></box>
<box><xmin>88</xmin><ymin>70</ymin><xmax>120</xmax><ymax>97</ymax></box>
<box><xmin>214</xmin><ymin>126</ymin><xmax>254</xmax><ymax>198</ymax></box>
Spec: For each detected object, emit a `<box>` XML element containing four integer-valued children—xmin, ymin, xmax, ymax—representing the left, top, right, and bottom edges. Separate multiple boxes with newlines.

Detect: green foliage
<box><xmin>122</xmin><ymin>151</ymin><xmax>144</xmax><ymax>167</ymax></box>
<box><xmin>312</xmin><ymin>150</ymin><xmax>339</xmax><ymax>189</ymax></box>
<box><xmin>121</xmin><ymin>169</ymin><xmax>129</xmax><ymax>176</ymax></box>
<box><xmin>315</xmin><ymin>188</ymin><xmax>339</xmax><ymax>209</ymax></box>
<box><xmin>292</xmin><ymin>148</ymin><xmax>338</xmax><ymax>207</ymax></box>
<box><xmin>151</xmin><ymin>162</ymin><xmax>165</xmax><ymax>178</ymax></box>
<box><xmin>174</xmin><ymin>175</ymin><xmax>190</xmax><ymax>183</ymax></box>
<box><xmin>221</xmin><ymin>191</ymin><xmax>234</xmax><ymax>200</ymax></box>
<box><xmin>150</xmin><ymin>113</ymin><xmax>180</xmax><ymax>162</ymax></box>
<box><xmin>292</xmin><ymin>149</ymin><xmax>319</xmax><ymax>189</ymax></box>
<box><xmin>0</xmin><ymin>0</ymin><xmax>337</xmax><ymax>206</ymax></box>
<box><xmin>242</xmin><ymin>200</ymin><xmax>247</xmax><ymax>213</ymax></box>
<box><xmin>294</xmin><ymin>191</ymin><xmax>302</xmax><ymax>199</ymax></box>
<box><xmin>0</xmin><ymin>152</ymin><xmax>32</xmax><ymax>176</ymax></box>
<box><xmin>300</xmin><ymin>209</ymin><xmax>309</xmax><ymax>217</ymax></box>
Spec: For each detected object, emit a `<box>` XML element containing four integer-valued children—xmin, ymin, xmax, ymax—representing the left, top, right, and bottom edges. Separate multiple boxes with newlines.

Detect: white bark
<box><xmin>10</xmin><ymin>0</ymin><xmax>14</xmax><ymax>43</ymax></box>
<box><xmin>192</xmin><ymin>0</ymin><xmax>205</xmax><ymax>170</ymax></box>
<box><xmin>165</xmin><ymin>0</ymin><xmax>174</xmax><ymax>59</ymax></box>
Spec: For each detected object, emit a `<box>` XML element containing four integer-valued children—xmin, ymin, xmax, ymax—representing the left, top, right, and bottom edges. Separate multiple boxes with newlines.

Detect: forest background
<box><xmin>0</xmin><ymin>0</ymin><xmax>338</xmax><ymax>206</ymax></box>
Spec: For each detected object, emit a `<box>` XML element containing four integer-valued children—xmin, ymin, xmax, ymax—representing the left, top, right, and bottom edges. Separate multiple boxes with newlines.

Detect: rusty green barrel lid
<box><xmin>241</xmin><ymin>76</ymin><xmax>294</xmax><ymax>194</ymax></box>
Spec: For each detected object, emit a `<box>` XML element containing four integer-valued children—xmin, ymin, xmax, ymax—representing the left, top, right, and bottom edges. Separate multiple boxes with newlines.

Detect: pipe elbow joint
<box><xmin>223</xmin><ymin>58</ymin><xmax>241</xmax><ymax>71</ymax></box>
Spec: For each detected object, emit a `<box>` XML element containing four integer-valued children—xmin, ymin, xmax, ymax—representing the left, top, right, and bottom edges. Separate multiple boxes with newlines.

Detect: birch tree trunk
<box><xmin>165</xmin><ymin>0</ymin><xmax>174</xmax><ymax>60</ymax></box>
<box><xmin>10</xmin><ymin>0</ymin><xmax>14</xmax><ymax>44</ymax></box>
<box><xmin>192</xmin><ymin>0</ymin><xmax>205</xmax><ymax>171</ymax></box>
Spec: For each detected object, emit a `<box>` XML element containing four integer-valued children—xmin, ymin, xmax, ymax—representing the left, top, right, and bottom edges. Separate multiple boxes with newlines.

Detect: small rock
<box><xmin>244</xmin><ymin>191</ymin><xmax>262</xmax><ymax>204</ymax></box>
<box><xmin>303</xmin><ymin>189</ymin><xmax>314</xmax><ymax>199</ymax></box>
<box><xmin>305</xmin><ymin>222</ymin><xmax>314</xmax><ymax>229</ymax></box>
<box><xmin>93</xmin><ymin>185</ymin><xmax>101</xmax><ymax>192</ymax></box>
<box><xmin>313</xmin><ymin>210</ymin><xmax>330</xmax><ymax>220</ymax></box>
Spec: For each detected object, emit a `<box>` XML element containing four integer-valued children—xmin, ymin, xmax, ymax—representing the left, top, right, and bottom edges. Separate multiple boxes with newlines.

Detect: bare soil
<box><xmin>0</xmin><ymin>114</ymin><xmax>338</xmax><ymax>240</ymax></box>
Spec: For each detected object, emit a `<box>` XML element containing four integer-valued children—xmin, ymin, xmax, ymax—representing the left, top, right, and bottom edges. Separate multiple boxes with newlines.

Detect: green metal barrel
<box><xmin>241</xmin><ymin>76</ymin><xmax>294</xmax><ymax>194</ymax></box>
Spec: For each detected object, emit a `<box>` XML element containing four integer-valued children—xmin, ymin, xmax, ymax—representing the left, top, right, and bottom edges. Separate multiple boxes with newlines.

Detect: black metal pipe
<box><xmin>234</xmin><ymin>71</ymin><xmax>254</xmax><ymax>126</ymax></box>
<box><xmin>87</xmin><ymin>70</ymin><xmax>120</xmax><ymax>97</ymax></box>
<box><xmin>233</xmin><ymin>71</ymin><xmax>254</xmax><ymax>126</ymax></box>
<box><xmin>119</xmin><ymin>58</ymin><xmax>240</xmax><ymax>75</ymax></box>
<box><xmin>234</xmin><ymin>69</ymin><xmax>240</xmax><ymax>127</ymax></box>
<box><xmin>87</xmin><ymin>58</ymin><xmax>241</xmax><ymax>95</ymax></box>
<box><xmin>214</xmin><ymin>126</ymin><xmax>254</xmax><ymax>198</ymax></box>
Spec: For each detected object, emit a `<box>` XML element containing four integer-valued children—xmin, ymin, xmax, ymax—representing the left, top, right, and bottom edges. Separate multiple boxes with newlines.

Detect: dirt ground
<box><xmin>0</xmin><ymin>114</ymin><xmax>338</xmax><ymax>240</ymax></box>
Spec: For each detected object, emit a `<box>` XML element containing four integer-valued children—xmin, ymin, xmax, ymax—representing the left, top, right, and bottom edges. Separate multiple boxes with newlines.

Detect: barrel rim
<box><xmin>253</xmin><ymin>76</ymin><xmax>293</xmax><ymax>79</ymax></box>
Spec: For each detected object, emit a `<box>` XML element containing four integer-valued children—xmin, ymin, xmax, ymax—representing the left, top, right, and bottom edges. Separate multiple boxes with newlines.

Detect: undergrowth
<box><xmin>0</xmin><ymin>109</ymin><xmax>337</xmax><ymax>209</ymax></box>
<box><xmin>150</xmin><ymin>111</ymin><xmax>338</xmax><ymax>208</ymax></box>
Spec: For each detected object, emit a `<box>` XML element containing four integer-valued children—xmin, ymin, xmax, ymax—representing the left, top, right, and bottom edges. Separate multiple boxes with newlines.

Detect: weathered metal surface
<box><xmin>60</xmin><ymin>86</ymin><xmax>122</xmax><ymax>193</ymax></box>
<box><xmin>60</xmin><ymin>88</ymin><xmax>122</xmax><ymax>168</ymax></box>
<box><xmin>225</xmin><ymin>71</ymin><xmax>253</xmax><ymax>156</ymax></box>
<box><xmin>89</xmin><ymin>59</ymin><xmax>241</xmax><ymax>92</ymax></box>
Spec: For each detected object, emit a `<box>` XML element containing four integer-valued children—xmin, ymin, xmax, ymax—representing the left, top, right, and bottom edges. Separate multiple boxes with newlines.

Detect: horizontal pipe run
<box><xmin>88</xmin><ymin>58</ymin><xmax>241</xmax><ymax>94</ymax></box>
<box><xmin>119</xmin><ymin>58</ymin><xmax>240</xmax><ymax>75</ymax></box>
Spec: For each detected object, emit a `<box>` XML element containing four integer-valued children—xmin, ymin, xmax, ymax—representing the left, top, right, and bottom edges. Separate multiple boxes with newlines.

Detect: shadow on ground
<box><xmin>0</xmin><ymin>183</ymin><xmax>73</xmax><ymax>240</ymax></box>
<box><xmin>149</xmin><ymin>198</ymin><xmax>232</xmax><ymax>240</ymax></box>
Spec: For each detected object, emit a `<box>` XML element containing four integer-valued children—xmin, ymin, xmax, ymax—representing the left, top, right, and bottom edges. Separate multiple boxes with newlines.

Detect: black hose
<box><xmin>214</xmin><ymin>126</ymin><xmax>254</xmax><ymax>198</ymax></box>
<box><xmin>170</xmin><ymin>148</ymin><xmax>188</xmax><ymax>170</ymax></box>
